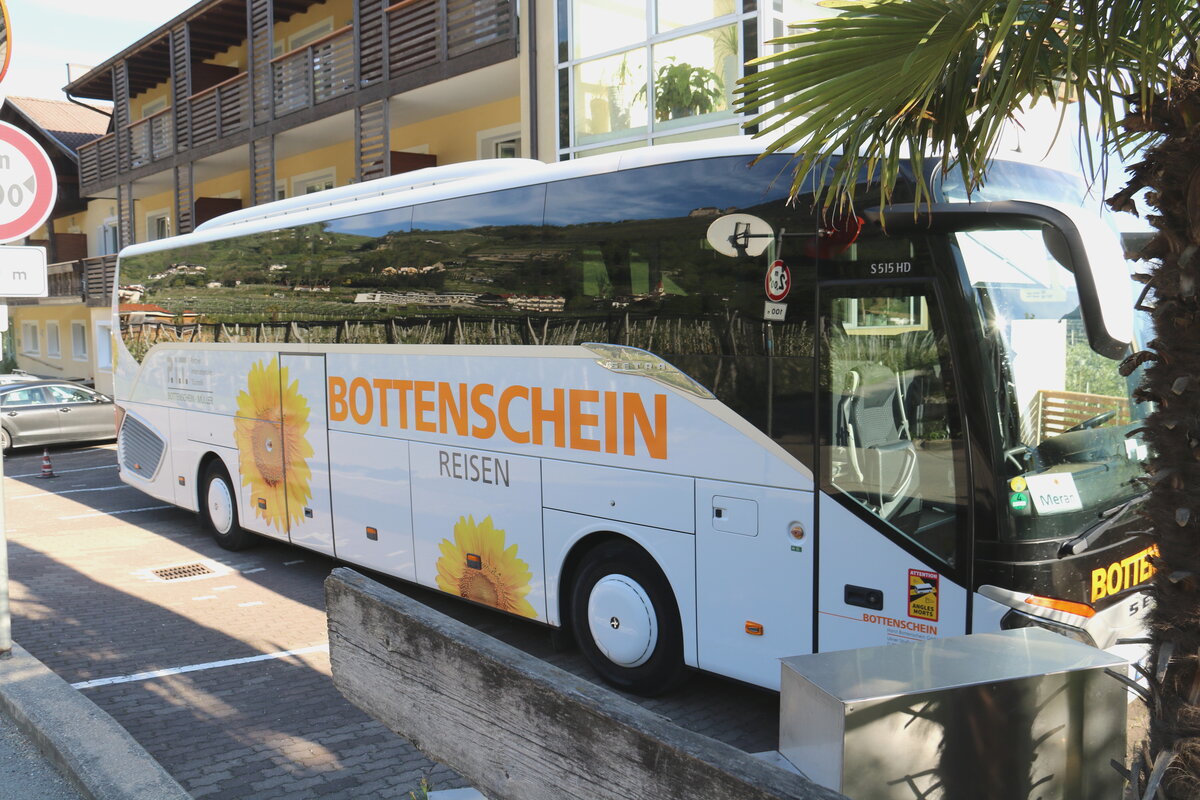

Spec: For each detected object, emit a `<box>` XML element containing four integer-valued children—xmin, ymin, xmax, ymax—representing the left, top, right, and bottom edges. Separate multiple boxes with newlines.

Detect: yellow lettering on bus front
<box><xmin>1090</xmin><ymin>544</ymin><xmax>1157</xmax><ymax>602</ymax></box>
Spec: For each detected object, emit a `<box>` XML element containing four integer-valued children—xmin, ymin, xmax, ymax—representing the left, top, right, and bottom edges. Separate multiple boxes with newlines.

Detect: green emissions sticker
<box><xmin>1010</xmin><ymin>492</ymin><xmax>1029</xmax><ymax>511</ymax></box>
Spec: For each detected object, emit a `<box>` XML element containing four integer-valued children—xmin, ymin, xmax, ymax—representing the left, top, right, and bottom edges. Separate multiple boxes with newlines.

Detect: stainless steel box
<box><xmin>779</xmin><ymin>629</ymin><xmax>1128</xmax><ymax>800</ymax></box>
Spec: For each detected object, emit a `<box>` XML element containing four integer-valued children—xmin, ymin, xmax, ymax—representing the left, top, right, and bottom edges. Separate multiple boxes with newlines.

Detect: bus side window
<box><xmin>821</xmin><ymin>288</ymin><xmax>966</xmax><ymax>567</ymax></box>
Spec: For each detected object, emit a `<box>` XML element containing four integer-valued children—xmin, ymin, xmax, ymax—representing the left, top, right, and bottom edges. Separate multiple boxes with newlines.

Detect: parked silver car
<box><xmin>0</xmin><ymin>381</ymin><xmax>116</xmax><ymax>451</ymax></box>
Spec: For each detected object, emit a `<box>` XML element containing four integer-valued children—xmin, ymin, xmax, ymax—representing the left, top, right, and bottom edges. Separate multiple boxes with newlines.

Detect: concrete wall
<box><xmin>326</xmin><ymin>568</ymin><xmax>847</xmax><ymax>800</ymax></box>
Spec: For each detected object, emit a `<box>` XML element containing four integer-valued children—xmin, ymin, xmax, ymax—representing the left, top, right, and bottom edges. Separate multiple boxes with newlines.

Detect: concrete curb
<box><xmin>0</xmin><ymin>643</ymin><xmax>190</xmax><ymax>800</ymax></box>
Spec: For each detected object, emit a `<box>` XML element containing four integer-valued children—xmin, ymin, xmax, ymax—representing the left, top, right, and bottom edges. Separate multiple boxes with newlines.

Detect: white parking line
<box><xmin>283</xmin><ymin>560</ymin><xmax>304</xmax><ymax>566</ymax></box>
<box><xmin>70</xmin><ymin>644</ymin><xmax>330</xmax><ymax>690</ymax></box>
<box><xmin>6</xmin><ymin>464</ymin><xmax>118</xmax><ymax>479</ymax></box>
<box><xmin>58</xmin><ymin>505</ymin><xmax>173</xmax><ymax>520</ymax></box>
<box><xmin>238</xmin><ymin>602</ymin><xmax>264</xmax><ymax>608</ymax></box>
<box><xmin>9</xmin><ymin>484</ymin><xmax>131</xmax><ymax>499</ymax></box>
<box><xmin>242</xmin><ymin>568</ymin><xmax>265</xmax><ymax>574</ymax></box>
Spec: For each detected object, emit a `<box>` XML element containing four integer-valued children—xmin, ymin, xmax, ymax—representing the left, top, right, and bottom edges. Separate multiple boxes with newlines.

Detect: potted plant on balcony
<box><xmin>638</xmin><ymin>57</ymin><xmax>724</xmax><ymax>122</ymax></box>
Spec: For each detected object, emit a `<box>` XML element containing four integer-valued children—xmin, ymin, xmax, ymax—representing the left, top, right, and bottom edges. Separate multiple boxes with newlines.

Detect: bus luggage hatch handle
<box><xmin>844</xmin><ymin>584</ymin><xmax>884</xmax><ymax>610</ymax></box>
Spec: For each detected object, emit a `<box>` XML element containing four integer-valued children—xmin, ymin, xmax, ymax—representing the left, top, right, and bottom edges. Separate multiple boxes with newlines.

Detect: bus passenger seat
<box><xmin>843</xmin><ymin>363</ymin><xmax>919</xmax><ymax>520</ymax></box>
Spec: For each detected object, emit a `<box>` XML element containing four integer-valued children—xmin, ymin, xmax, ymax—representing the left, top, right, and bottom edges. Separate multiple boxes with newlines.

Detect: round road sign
<box><xmin>0</xmin><ymin>121</ymin><xmax>57</xmax><ymax>244</ymax></box>
<box><xmin>765</xmin><ymin>259</ymin><xmax>791</xmax><ymax>302</ymax></box>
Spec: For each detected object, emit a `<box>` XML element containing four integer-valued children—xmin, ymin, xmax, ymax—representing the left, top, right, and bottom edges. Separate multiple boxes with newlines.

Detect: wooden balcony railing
<box><xmin>191</xmin><ymin>72</ymin><xmax>251</xmax><ymax>146</ymax></box>
<box><xmin>445</xmin><ymin>0</ymin><xmax>514</xmax><ymax>59</ymax></box>
<box><xmin>386</xmin><ymin>0</ymin><xmax>515</xmax><ymax>72</ymax></box>
<box><xmin>76</xmin><ymin>0</ymin><xmax>516</xmax><ymax>194</ymax></box>
<box><xmin>82</xmin><ymin>255</ymin><xmax>118</xmax><ymax>306</ymax></box>
<box><xmin>47</xmin><ymin>261</ymin><xmax>83</xmax><ymax>298</ymax></box>
<box><xmin>12</xmin><ymin>257</ymin><xmax>113</xmax><ymax>307</ymax></box>
<box><xmin>129</xmin><ymin>107</ymin><xmax>175</xmax><ymax>169</ymax></box>
<box><xmin>272</xmin><ymin>26</ymin><xmax>355</xmax><ymax>116</ymax></box>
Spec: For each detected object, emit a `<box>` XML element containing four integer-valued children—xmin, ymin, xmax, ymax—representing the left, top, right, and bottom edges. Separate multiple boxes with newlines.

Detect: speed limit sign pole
<box><xmin>0</xmin><ymin>120</ymin><xmax>57</xmax><ymax>657</ymax></box>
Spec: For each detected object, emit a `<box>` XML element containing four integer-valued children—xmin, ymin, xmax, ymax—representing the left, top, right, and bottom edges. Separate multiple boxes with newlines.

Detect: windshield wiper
<box><xmin>1058</xmin><ymin>494</ymin><xmax>1147</xmax><ymax>558</ymax></box>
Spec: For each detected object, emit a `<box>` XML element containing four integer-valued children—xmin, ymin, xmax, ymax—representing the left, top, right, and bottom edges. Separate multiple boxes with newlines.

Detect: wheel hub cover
<box><xmin>208</xmin><ymin>479</ymin><xmax>234</xmax><ymax>534</ymax></box>
<box><xmin>587</xmin><ymin>575</ymin><xmax>657</xmax><ymax>668</ymax></box>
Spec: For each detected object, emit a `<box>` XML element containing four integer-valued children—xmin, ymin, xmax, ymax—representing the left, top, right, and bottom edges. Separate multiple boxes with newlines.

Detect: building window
<box><xmin>291</xmin><ymin>168</ymin><xmax>335</xmax><ymax>196</ymax></box>
<box><xmin>99</xmin><ymin>220</ymin><xmax>119</xmax><ymax>255</ymax></box>
<box><xmin>558</xmin><ymin>0</ymin><xmax>754</xmax><ymax>157</ymax></box>
<box><xmin>20</xmin><ymin>322</ymin><xmax>39</xmax><ymax>355</ymax></box>
<box><xmin>141</xmin><ymin>97</ymin><xmax>168</xmax><ymax>119</ymax></box>
<box><xmin>147</xmin><ymin>211</ymin><xmax>171</xmax><ymax>241</ymax></box>
<box><xmin>478</xmin><ymin>124</ymin><xmax>523</xmax><ymax>159</ymax></box>
<box><xmin>95</xmin><ymin>322</ymin><xmax>113</xmax><ymax>372</ymax></box>
<box><xmin>46</xmin><ymin>322</ymin><xmax>61</xmax><ymax>359</ymax></box>
<box><xmin>286</xmin><ymin>18</ymin><xmax>334</xmax><ymax>52</ymax></box>
<box><xmin>72</xmin><ymin>321</ymin><xmax>88</xmax><ymax>361</ymax></box>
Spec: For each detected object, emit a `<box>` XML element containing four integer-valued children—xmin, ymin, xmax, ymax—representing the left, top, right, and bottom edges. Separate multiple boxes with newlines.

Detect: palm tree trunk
<box><xmin>1110</xmin><ymin>63</ymin><xmax>1200</xmax><ymax>798</ymax></box>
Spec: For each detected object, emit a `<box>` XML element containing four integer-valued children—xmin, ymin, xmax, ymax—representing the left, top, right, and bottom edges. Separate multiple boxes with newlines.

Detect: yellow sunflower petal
<box><xmin>232</xmin><ymin>357</ymin><xmax>314</xmax><ymax>532</ymax></box>
<box><xmin>434</xmin><ymin>515</ymin><xmax>537</xmax><ymax>618</ymax></box>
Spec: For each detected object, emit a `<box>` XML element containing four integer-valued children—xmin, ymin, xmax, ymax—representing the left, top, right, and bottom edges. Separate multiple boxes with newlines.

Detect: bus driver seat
<box><xmin>840</xmin><ymin>363</ymin><xmax>920</xmax><ymax>521</ymax></box>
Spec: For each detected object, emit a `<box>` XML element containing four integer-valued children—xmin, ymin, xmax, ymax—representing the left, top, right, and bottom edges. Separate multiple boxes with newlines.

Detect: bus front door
<box><xmin>279</xmin><ymin>353</ymin><xmax>335</xmax><ymax>557</ymax></box>
<box><xmin>815</xmin><ymin>282</ymin><xmax>971</xmax><ymax>652</ymax></box>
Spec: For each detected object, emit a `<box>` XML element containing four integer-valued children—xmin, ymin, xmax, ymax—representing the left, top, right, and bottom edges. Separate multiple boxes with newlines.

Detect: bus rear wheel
<box><xmin>570</xmin><ymin>541</ymin><xmax>686</xmax><ymax>696</ymax></box>
<box><xmin>201</xmin><ymin>461</ymin><xmax>254</xmax><ymax>551</ymax></box>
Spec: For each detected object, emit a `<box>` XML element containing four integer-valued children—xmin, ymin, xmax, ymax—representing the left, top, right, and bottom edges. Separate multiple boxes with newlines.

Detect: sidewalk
<box><xmin>0</xmin><ymin>704</ymin><xmax>85</xmax><ymax>800</ymax></box>
<box><xmin>0</xmin><ymin>642</ymin><xmax>190</xmax><ymax>800</ymax></box>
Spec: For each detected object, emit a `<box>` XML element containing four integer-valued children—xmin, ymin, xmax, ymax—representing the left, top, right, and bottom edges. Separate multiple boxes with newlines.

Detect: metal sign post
<box><xmin>0</xmin><ymin>121</ymin><xmax>56</xmax><ymax>657</ymax></box>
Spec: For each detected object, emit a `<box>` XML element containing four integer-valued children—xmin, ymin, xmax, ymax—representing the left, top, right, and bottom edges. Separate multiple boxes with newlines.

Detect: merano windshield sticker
<box><xmin>1025</xmin><ymin>473</ymin><xmax>1084</xmax><ymax>515</ymax></box>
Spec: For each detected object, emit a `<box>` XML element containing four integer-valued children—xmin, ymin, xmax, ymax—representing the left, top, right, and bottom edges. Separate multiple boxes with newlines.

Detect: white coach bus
<box><xmin>112</xmin><ymin>139</ymin><xmax>1153</xmax><ymax>695</ymax></box>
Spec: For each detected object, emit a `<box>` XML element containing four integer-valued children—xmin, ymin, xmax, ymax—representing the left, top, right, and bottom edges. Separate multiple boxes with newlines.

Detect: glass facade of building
<box><xmin>556</xmin><ymin>0</ymin><xmax>827</xmax><ymax>158</ymax></box>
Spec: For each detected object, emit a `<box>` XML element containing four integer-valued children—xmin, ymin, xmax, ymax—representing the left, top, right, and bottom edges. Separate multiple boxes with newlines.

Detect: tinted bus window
<box><xmin>545</xmin><ymin>156</ymin><xmax>817</xmax><ymax>467</ymax></box>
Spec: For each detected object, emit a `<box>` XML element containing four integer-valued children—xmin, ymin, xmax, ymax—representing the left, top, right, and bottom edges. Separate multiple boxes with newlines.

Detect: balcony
<box><xmin>273</xmin><ymin>26</ymin><xmax>355</xmax><ymax>116</ymax></box>
<box><xmin>8</xmin><ymin>256</ymin><xmax>113</xmax><ymax>307</ymax></box>
<box><xmin>75</xmin><ymin>0</ymin><xmax>516</xmax><ymax>196</ymax></box>
<box><xmin>81</xmin><ymin>256</ymin><xmax>117</xmax><ymax>306</ymax></box>
<box><xmin>129</xmin><ymin>107</ymin><xmax>174</xmax><ymax>169</ymax></box>
<box><xmin>191</xmin><ymin>72</ymin><xmax>252</xmax><ymax>147</ymax></box>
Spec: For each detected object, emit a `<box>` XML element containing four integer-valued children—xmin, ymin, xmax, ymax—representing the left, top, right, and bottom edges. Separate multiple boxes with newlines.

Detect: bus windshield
<box><xmin>956</xmin><ymin>226</ymin><xmax>1146</xmax><ymax>541</ymax></box>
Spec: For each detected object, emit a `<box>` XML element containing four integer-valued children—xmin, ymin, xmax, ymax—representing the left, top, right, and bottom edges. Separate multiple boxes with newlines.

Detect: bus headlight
<box><xmin>1000</xmin><ymin>608</ymin><xmax>1096</xmax><ymax>647</ymax></box>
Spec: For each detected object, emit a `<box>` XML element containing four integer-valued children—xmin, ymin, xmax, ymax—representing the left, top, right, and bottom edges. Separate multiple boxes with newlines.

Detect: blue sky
<box><xmin>0</xmin><ymin>0</ymin><xmax>197</xmax><ymax>101</ymax></box>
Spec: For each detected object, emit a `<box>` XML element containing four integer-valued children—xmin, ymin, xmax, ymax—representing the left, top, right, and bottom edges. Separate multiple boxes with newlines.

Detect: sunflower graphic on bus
<box><xmin>435</xmin><ymin>515</ymin><xmax>537</xmax><ymax>618</ymax></box>
<box><xmin>232</xmin><ymin>358</ymin><xmax>314</xmax><ymax>531</ymax></box>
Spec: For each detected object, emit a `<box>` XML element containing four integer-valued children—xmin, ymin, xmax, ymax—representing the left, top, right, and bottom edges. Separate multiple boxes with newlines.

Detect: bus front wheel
<box><xmin>201</xmin><ymin>461</ymin><xmax>254</xmax><ymax>551</ymax></box>
<box><xmin>570</xmin><ymin>541</ymin><xmax>686</xmax><ymax>696</ymax></box>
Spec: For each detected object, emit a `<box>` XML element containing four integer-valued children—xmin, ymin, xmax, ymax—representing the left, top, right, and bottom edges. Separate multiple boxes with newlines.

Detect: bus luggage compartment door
<box><xmin>695</xmin><ymin>481</ymin><xmax>814</xmax><ymax>690</ymax></box>
<box><xmin>279</xmin><ymin>354</ymin><xmax>334</xmax><ymax>556</ymax></box>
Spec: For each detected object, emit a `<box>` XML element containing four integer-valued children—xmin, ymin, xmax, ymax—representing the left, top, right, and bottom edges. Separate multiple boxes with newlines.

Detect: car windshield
<box><xmin>955</xmin><ymin>225</ymin><xmax>1146</xmax><ymax>541</ymax></box>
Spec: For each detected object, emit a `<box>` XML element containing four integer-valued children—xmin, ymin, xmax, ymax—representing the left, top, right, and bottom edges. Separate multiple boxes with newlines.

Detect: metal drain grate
<box><xmin>152</xmin><ymin>563</ymin><xmax>215</xmax><ymax>581</ymax></box>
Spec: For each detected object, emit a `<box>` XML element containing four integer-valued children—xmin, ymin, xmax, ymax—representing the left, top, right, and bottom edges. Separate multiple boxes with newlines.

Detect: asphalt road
<box><xmin>1</xmin><ymin>443</ymin><xmax>779</xmax><ymax>799</ymax></box>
